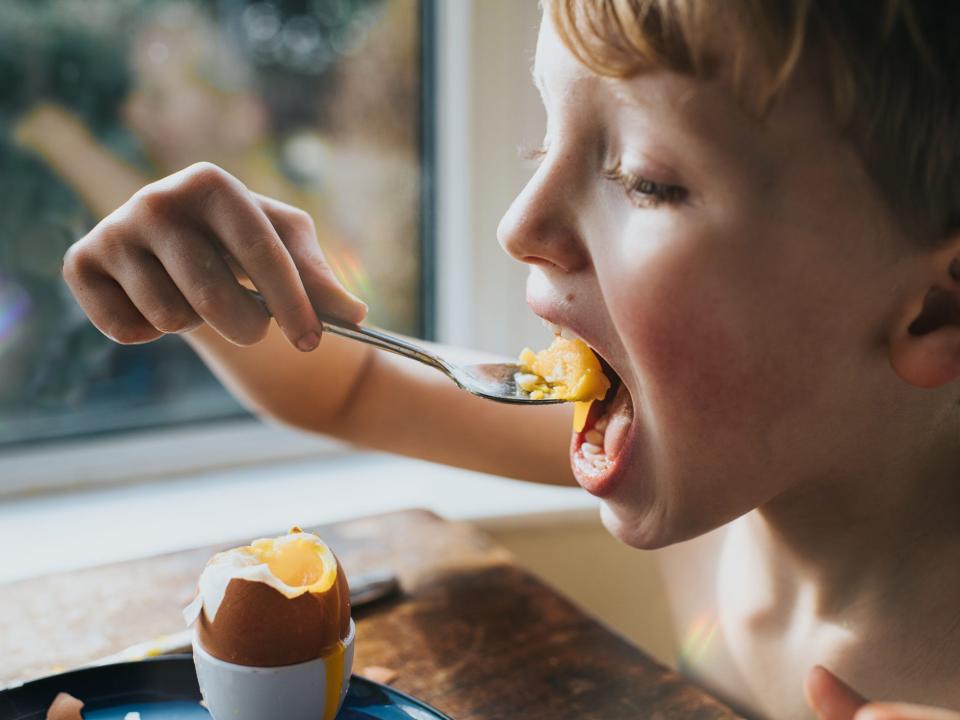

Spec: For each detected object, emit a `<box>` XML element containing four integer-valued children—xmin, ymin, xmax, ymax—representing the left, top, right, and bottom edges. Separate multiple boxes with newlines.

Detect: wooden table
<box><xmin>0</xmin><ymin>509</ymin><xmax>742</xmax><ymax>718</ymax></box>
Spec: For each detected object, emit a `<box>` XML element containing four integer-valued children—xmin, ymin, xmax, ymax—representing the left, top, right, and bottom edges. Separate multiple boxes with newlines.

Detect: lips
<box><xmin>570</xmin><ymin>375</ymin><xmax>636</xmax><ymax>496</ymax></box>
<box><xmin>525</xmin><ymin>299</ymin><xmax>638</xmax><ymax>498</ymax></box>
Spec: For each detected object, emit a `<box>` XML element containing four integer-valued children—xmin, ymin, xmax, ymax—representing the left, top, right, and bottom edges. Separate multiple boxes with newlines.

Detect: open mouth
<box><xmin>570</xmin><ymin>353</ymin><xmax>635</xmax><ymax>496</ymax></box>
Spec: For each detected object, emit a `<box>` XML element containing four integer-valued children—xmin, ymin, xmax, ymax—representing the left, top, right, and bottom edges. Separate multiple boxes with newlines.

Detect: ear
<box><xmin>888</xmin><ymin>233</ymin><xmax>960</xmax><ymax>389</ymax></box>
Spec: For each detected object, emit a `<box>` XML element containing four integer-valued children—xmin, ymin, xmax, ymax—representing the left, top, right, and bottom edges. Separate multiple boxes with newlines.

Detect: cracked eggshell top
<box><xmin>183</xmin><ymin>528</ymin><xmax>351</xmax><ymax>667</ymax></box>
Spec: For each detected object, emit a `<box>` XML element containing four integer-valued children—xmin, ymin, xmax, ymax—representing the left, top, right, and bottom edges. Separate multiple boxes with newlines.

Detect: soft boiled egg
<box><xmin>184</xmin><ymin>527</ymin><xmax>355</xmax><ymax>720</ymax></box>
<box><xmin>516</xmin><ymin>336</ymin><xmax>611</xmax><ymax>432</ymax></box>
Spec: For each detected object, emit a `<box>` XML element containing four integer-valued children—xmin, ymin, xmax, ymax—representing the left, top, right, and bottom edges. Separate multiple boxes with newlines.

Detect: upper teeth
<box><xmin>541</xmin><ymin>318</ymin><xmax>563</xmax><ymax>334</ymax></box>
<box><xmin>540</xmin><ymin>318</ymin><xmax>582</xmax><ymax>342</ymax></box>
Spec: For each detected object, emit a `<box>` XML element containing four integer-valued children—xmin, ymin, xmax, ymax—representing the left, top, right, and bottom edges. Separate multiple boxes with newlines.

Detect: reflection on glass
<box><xmin>0</xmin><ymin>0</ymin><xmax>424</xmax><ymax>448</ymax></box>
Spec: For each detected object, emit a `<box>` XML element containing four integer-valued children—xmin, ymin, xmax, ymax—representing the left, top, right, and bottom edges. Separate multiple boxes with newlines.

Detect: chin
<box><xmin>599</xmin><ymin>492</ymin><xmax>735</xmax><ymax>550</ymax></box>
<box><xmin>598</xmin><ymin>499</ymin><xmax>676</xmax><ymax>550</ymax></box>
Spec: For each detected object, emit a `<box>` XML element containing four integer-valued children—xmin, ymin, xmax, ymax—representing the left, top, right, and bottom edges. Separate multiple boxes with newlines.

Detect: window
<box><xmin>0</xmin><ymin>0</ymin><xmax>431</xmax><ymax>451</ymax></box>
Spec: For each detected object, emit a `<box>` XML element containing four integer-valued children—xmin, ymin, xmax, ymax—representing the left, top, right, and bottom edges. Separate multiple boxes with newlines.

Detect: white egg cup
<box><xmin>192</xmin><ymin>619</ymin><xmax>356</xmax><ymax>720</ymax></box>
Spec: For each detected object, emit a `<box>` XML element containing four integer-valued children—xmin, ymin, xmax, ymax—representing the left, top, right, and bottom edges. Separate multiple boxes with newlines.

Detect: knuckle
<box><xmin>181</xmin><ymin>162</ymin><xmax>238</xmax><ymax>207</ymax></box>
<box><xmin>185</xmin><ymin>161</ymin><xmax>226</xmax><ymax>184</ymax></box>
<box><xmin>94</xmin><ymin>220</ymin><xmax>135</xmax><ymax>257</ymax></box>
<box><xmin>273</xmin><ymin>295</ymin><xmax>310</xmax><ymax>324</ymax></box>
<box><xmin>312</xmin><ymin>253</ymin><xmax>333</xmax><ymax>274</ymax></box>
<box><xmin>189</xmin><ymin>282</ymin><xmax>228</xmax><ymax>316</ymax></box>
<box><xmin>150</xmin><ymin>306</ymin><xmax>195</xmax><ymax>334</ymax></box>
<box><xmin>233</xmin><ymin>316</ymin><xmax>270</xmax><ymax>346</ymax></box>
<box><xmin>107</xmin><ymin>322</ymin><xmax>151</xmax><ymax>345</ymax></box>
<box><xmin>286</xmin><ymin>208</ymin><xmax>316</xmax><ymax>235</ymax></box>
<box><xmin>135</xmin><ymin>184</ymin><xmax>179</xmax><ymax>220</ymax></box>
<box><xmin>61</xmin><ymin>241</ymin><xmax>91</xmax><ymax>283</ymax></box>
<box><xmin>243</xmin><ymin>234</ymin><xmax>283</xmax><ymax>265</ymax></box>
<box><xmin>137</xmin><ymin>163</ymin><xmax>236</xmax><ymax>220</ymax></box>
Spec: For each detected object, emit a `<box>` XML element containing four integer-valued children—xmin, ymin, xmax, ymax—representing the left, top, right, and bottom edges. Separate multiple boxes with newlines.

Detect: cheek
<box><xmin>609</xmin><ymin>243</ymin><xmax>822</xmax><ymax>465</ymax></box>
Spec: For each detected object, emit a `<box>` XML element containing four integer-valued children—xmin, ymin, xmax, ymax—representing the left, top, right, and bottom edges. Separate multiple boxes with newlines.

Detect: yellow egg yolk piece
<box><xmin>266</xmin><ymin>538</ymin><xmax>325</xmax><ymax>586</ymax></box>
<box><xmin>517</xmin><ymin>336</ymin><xmax>611</xmax><ymax>432</ymax></box>
<box><xmin>247</xmin><ymin>528</ymin><xmax>338</xmax><ymax>595</ymax></box>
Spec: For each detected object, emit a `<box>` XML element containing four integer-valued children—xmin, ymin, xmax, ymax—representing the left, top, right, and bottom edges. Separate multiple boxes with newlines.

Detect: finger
<box><xmin>109</xmin><ymin>251</ymin><xmax>202</xmax><ymax>335</ymax></box>
<box><xmin>149</xmin><ymin>225</ymin><xmax>274</xmax><ymax>347</ymax></box>
<box><xmin>806</xmin><ymin>666</ymin><xmax>869</xmax><ymax>720</ymax></box>
<box><xmin>856</xmin><ymin>703</ymin><xmax>960</xmax><ymax>720</ymax></box>
<box><xmin>255</xmin><ymin>193</ymin><xmax>368</xmax><ymax>323</ymax></box>
<box><xmin>64</xmin><ymin>264</ymin><xmax>161</xmax><ymax>345</ymax></box>
<box><xmin>185</xmin><ymin>166</ymin><xmax>324</xmax><ymax>346</ymax></box>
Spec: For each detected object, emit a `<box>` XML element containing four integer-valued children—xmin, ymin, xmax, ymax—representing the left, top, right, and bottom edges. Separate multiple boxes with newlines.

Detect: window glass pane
<box><xmin>0</xmin><ymin>0</ymin><xmax>425</xmax><ymax>449</ymax></box>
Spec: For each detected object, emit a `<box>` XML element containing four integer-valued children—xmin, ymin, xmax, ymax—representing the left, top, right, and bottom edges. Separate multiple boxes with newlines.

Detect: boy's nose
<box><xmin>497</xmin><ymin>156</ymin><xmax>589</xmax><ymax>273</ymax></box>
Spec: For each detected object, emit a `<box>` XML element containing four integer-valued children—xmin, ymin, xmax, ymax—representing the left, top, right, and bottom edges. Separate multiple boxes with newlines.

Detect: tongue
<box><xmin>603</xmin><ymin>384</ymin><xmax>634</xmax><ymax>458</ymax></box>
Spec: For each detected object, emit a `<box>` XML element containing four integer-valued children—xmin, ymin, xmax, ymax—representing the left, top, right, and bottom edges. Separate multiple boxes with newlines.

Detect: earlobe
<box><xmin>888</xmin><ymin>243</ymin><xmax>960</xmax><ymax>389</ymax></box>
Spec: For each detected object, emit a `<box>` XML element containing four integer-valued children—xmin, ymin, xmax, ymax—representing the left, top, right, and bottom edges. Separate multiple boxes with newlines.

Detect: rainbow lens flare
<box><xmin>0</xmin><ymin>276</ymin><xmax>32</xmax><ymax>357</ymax></box>
<box><xmin>680</xmin><ymin>610</ymin><xmax>720</xmax><ymax>668</ymax></box>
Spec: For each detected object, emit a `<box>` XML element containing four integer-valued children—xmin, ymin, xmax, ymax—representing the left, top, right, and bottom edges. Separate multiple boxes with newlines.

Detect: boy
<box><xmin>61</xmin><ymin>1</ymin><xmax>960</xmax><ymax>718</ymax></box>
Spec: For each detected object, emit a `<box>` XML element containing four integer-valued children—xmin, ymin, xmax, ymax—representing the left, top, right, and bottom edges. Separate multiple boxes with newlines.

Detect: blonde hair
<box><xmin>546</xmin><ymin>0</ymin><xmax>959</xmax><ymax>242</ymax></box>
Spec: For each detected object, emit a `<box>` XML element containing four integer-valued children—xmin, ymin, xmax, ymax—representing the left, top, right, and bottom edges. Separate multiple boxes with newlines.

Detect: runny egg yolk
<box><xmin>265</xmin><ymin>538</ymin><xmax>325</xmax><ymax>586</ymax></box>
<box><xmin>517</xmin><ymin>336</ymin><xmax>611</xmax><ymax>431</ymax></box>
<box><xmin>246</xmin><ymin>529</ymin><xmax>338</xmax><ymax>593</ymax></box>
<box><xmin>324</xmin><ymin>642</ymin><xmax>346</xmax><ymax>720</ymax></box>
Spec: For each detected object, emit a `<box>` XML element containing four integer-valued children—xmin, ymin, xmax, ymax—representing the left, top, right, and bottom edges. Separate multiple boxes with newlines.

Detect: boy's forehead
<box><xmin>534</xmin><ymin>18</ymin><xmax>738</xmax><ymax>150</ymax></box>
<box><xmin>533</xmin><ymin>13</ymin><xmax>838</xmax><ymax>175</ymax></box>
<box><xmin>532</xmin><ymin>15</ymin><xmax>594</xmax><ymax>104</ymax></box>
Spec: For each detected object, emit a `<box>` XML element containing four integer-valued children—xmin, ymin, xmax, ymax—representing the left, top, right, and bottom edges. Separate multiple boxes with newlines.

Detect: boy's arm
<box><xmin>63</xmin><ymin>163</ymin><xmax>575</xmax><ymax>487</ymax></box>
<box><xmin>187</xmin><ymin>322</ymin><xmax>576</xmax><ymax>486</ymax></box>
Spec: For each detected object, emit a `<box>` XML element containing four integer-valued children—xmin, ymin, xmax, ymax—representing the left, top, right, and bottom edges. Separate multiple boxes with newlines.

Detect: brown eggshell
<box><xmin>46</xmin><ymin>692</ymin><xmax>84</xmax><ymax>720</ymax></box>
<box><xmin>198</xmin><ymin>555</ymin><xmax>350</xmax><ymax>667</ymax></box>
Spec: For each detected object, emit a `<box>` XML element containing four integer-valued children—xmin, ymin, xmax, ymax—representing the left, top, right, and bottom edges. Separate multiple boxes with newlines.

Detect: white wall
<box><xmin>436</xmin><ymin>0</ymin><xmax>554</xmax><ymax>355</ymax></box>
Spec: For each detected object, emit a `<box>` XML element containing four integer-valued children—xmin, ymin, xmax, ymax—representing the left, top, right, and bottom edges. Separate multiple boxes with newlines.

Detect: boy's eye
<box><xmin>519</xmin><ymin>147</ymin><xmax>686</xmax><ymax>208</ymax></box>
<box><xmin>603</xmin><ymin>162</ymin><xmax>686</xmax><ymax>208</ymax></box>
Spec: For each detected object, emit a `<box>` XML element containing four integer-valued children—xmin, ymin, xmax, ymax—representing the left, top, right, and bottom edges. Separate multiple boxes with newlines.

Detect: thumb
<box><xmin>806</xmin><ymin>665</ymin><xmax>869</xmax><ymax>720</ymax></box>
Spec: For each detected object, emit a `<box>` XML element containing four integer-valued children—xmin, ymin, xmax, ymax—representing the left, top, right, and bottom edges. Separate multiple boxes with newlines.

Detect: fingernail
<box><xmin>297</xmin><ymin>331</ymin><xmax>321</xmax><ymax>352</ymax></box>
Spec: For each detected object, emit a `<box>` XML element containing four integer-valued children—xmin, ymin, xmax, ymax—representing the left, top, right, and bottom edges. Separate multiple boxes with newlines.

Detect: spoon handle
<box><xmin>246</xmin><ymin>288</ymin><xmax>450</xmax><ymax>374</ymax></box>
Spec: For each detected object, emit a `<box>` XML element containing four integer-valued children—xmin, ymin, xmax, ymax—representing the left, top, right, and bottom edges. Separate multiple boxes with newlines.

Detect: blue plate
<box><xmin>0</xmin><ymin>656</ymin><xmax>453</xmax><ymax>720</ymax></box>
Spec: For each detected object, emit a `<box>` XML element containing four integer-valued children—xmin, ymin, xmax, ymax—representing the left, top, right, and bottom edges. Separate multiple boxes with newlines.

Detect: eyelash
<box><xmin>521</xmin><ymin>146</ymin><xmax>686</xmax><ymax>208</ymax></box>
<box><xmin>602</xmin><ymin>161</ymin><xmax>686</xmax><ymax>208</ymax></box>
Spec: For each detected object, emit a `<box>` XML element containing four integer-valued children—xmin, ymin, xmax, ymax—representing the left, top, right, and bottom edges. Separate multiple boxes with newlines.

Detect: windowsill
<box><xmin>0</xmin><ymin>451</ymin><xmax>597</xmax><ymax>584</ymax></box>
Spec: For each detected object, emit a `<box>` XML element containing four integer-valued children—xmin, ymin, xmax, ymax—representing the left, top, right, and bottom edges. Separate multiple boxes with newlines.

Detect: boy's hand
<box><xmin>805</xmin><ymin>665</ymin><xmax>960</xmax><ymax>720</ymax></box>
<box><xmin>63</xmin><ymin>162</ymin><xmax>367</xmax><ymax>351</ymax></box>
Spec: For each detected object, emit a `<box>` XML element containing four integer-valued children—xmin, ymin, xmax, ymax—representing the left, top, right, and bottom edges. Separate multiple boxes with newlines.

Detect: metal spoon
<box><xmin>247</xmin><ymin>289</ymin><xmax>563</xmax><ymax>405</ymax></box>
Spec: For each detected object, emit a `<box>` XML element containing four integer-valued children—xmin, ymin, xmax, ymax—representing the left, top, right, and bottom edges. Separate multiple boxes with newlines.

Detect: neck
<box><xmin>752</xmin><ymin>433</ymin><xmax>960</xmax><ymax>618</ymax></box>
